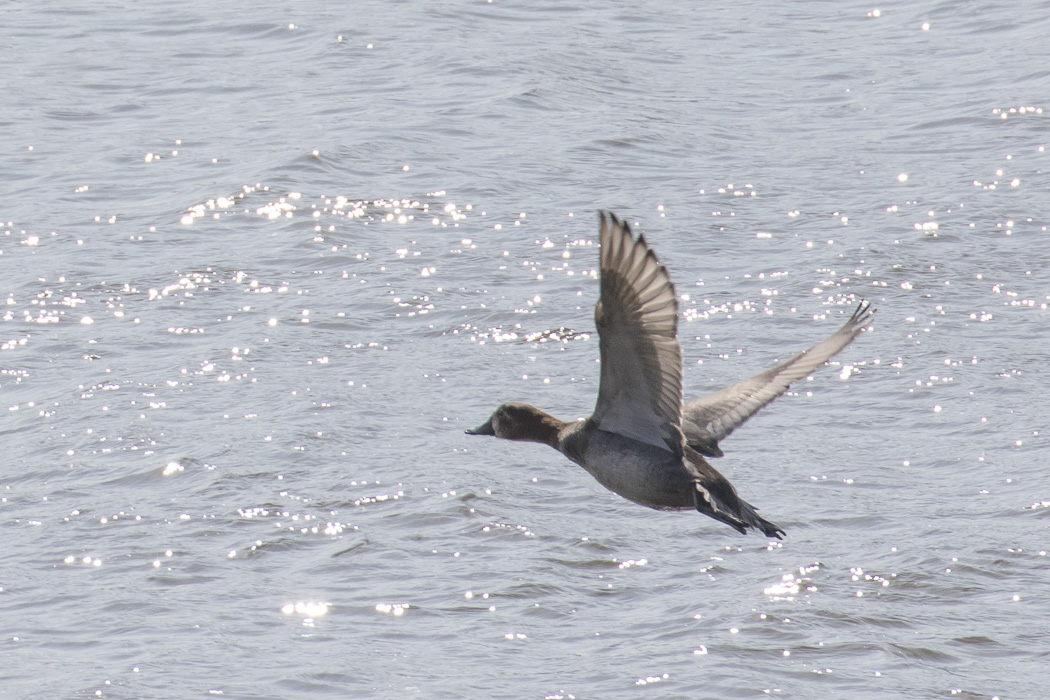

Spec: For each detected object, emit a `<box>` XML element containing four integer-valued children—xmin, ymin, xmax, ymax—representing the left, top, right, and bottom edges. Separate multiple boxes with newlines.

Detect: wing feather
<box><xmin>682</xmin><ymin>302</ymin><xmax>874</xmax><ymax>456</ymax></box>
<box><xmin>591</xmin><ymin>213</ymin><xmax>684</xmax><ymax>455</ymax></box>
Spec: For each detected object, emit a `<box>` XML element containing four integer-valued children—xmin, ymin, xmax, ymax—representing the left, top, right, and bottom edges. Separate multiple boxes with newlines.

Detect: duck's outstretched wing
<box><xmin>591</xmin><ymin>212</ymin><xmax>684</xmax><ymax>456</ymax></box>
<box><xmin>682</xmin><ymin>301</ymin><xmax>874</xmax><ymax>457</ymax></box>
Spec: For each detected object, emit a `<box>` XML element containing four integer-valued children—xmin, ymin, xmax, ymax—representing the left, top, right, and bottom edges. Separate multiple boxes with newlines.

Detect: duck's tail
<box><xmin>692</xmin><ymin>481</ymin><xmax>785</xmax><ymax>539</ymax></box>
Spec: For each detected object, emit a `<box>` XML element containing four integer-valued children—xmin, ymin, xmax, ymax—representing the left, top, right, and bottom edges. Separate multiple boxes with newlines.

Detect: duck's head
<box><xmin>465</xmin><ymin>402</ymin><xmax>563</xmax><ymax>445</ymax></box>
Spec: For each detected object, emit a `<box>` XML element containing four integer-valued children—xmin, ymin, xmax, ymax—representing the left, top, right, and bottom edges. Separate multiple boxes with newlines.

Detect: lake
<box><xmin>2</xmin><ymin>1</ymin><xmax>1048</xmax><ymax>697</ymax></box>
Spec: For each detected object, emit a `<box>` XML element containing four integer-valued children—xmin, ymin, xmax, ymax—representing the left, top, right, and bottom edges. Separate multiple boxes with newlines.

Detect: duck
<box><xmin>467</xmin><ymin>212</ymin><xmax>874</xmax><ymax>538</ymax></box>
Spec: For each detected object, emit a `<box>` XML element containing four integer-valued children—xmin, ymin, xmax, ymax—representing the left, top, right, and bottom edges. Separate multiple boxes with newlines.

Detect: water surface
<box><xmin>2</xmin><ymin>1</ymin><xmax>1049</xmax><ymax>698</ymax></box>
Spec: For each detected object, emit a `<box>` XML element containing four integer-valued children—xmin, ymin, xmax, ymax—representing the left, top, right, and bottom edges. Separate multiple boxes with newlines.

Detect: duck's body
<box><xmin>468</xmin><ymin>213</ymin><xmax>873</xmax><ymax>538</ymax></box>
<box><xmin>561</xmin><ymin>418</ymin><xmax>695</xmax><ymax>510</ymax></box>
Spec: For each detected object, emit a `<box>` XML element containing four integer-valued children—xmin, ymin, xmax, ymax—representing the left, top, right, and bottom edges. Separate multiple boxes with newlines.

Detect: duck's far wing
<box><xmin>591</xmin><ymin>212</ymin><xmax>684</xmax><ymax>456</ymax></box>
<box><xmin>683</xmin><ymin>301</ymin><xmax>874</xmax><ymax>456</ymax></box>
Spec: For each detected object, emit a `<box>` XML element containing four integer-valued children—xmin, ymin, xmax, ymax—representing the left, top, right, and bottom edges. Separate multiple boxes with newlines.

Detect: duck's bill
<box><xmin>465</xmin><ymin>421</ymin><xmax>495</xmax><ymax>436</ymax></box>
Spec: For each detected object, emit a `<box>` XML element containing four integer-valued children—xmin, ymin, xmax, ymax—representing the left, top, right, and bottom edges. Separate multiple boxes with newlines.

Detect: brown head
<box><xmin>465</xmin><ymin>402</ymin><xmax>565</xmax><ymax>447</ymax></box>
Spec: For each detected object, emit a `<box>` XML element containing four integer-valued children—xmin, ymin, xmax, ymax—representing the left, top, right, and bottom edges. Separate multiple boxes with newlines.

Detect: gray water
<box><xmin>2</xmin><ymin>1</ymin><xmax>1049</xmax><ymax>698</ymax></box>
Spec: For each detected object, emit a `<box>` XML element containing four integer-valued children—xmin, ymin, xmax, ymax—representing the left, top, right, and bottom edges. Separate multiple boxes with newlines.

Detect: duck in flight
<box><xmin>467</xmin><ymin>212</ymin><xmax>873</xmax><ymax>538</ymax></box>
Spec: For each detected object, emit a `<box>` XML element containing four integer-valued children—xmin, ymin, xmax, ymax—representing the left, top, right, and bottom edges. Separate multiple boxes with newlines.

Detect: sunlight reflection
<box><xmin>764</xmin><ymin>563</ymin><xmax>821</xmax><ymax>599</ymax></box>
<box><xmin>282</xmin><ymin>601</ymin><xmax>330</xmax><ymax>617</ymax></box>
<box><xmin>180</xmin><ymin>188</ymin><xmax>480</xmax><ymax>236</ymax></box>
<box><xmin>616</xmin><ymin>558</ymin><xmax>647</xmax><ymax>570</ymax></box>
<box><xmin>635</xmin><ymin>674</ymin><xmax>669</xmax><ymax>686</ymax></box>
<box><xmin>162</xmin><ymin>461</ymin><xmax>184</xmax><ymax>476</ymax></box>
<box><xmin>375</xmin><ymin>602</ymin><xmax>410</xmax><ymax>616</ymax></box>
<box><xmin>64</xmin><ymin>555</ymin><xmax>102</xmax><ymax>567</ymax></box>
